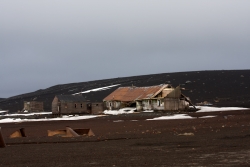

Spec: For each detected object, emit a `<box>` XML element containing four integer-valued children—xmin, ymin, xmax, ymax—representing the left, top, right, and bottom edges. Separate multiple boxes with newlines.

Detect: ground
<box><xmin>1</xmin><ymin>109</ymin><xmax>250</xmax><ymax>166</ymax></box>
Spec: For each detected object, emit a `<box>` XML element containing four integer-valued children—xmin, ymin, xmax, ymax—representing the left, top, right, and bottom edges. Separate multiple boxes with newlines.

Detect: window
<box><xmin>75</xmin><ymin>104</ymin><xmax>77</xmax><ymax>108</ymax></box>
<box><xmin>81</xmin><ymin>104</ymin><xmax>83</xmax><ymax>108</ymax></box>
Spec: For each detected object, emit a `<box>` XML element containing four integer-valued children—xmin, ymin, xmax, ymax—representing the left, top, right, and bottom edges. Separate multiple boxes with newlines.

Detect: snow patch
<box><xmin>73</xmin><ymin>84</ymin><xmax>120</xmax><ymax>95</ymax></box>
<box><xmin>104</xmin><ymin>108</ymin><xmax>136</xmax><ymax>115</ymax></box>
<box><xmin>147</xmin><ymin>114</ymin><xmax>193</xmax><ymax>121</ymax></box>
<box><xmin>0</xmin><ymin>115</ymin><xmax>101</xmax><ymax>123</ymax></box>
<box><xmin>199</xmin><ymin>116</ymin><xmax>216</xmax><ymax>119</ymax></box>
<box><xmin>0</xmin><ymin>110</ymin><xmax>8</xmax><ymax>114</ymax></box>
<box><xmin>4</xmin><ymin>112</ymin><xmax>52</xmax><ymax>116</ymax></box>
<box><xmin>143</xmin><ymin>110</ymin><xmax>154</xmax><ymax>113</ymax></box>
<box><xmin>196</xmin><ymin>106</ymin><xmax>249</xmax><ymax>113</ymax></box>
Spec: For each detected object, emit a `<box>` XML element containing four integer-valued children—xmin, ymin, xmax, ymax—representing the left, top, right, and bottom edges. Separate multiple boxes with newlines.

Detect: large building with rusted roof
<box><xmin>103</xmin><ymin>84</ymin><xmax>193</xmax><ymax>111</ymax></box>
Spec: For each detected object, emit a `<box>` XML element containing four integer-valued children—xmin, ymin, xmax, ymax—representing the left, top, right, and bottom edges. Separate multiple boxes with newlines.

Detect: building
<box><xmin>103</xmin><ymin>84</ymin><xmax>194</xmax><ymax>111</ymax></box>
<box><xmin>91</xmin><ymin>102</ymin><xmax>105</xmax><ymax>115</ymax></box>
<box><xmin>52</xmin><ymin>95</ymin><xmax>90</xmax><ymax>115</ymax></box>
<box><xmin>23</xmin><ymin>101</ymin><xmax>44</xmax><ymax>112</ymax></box>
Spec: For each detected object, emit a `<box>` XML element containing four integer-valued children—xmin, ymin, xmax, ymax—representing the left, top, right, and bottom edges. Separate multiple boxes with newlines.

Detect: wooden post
<box><xmin>0</xmin><ymin>127</ymin><xmax>6</xmax><ymax>148</ymax></box>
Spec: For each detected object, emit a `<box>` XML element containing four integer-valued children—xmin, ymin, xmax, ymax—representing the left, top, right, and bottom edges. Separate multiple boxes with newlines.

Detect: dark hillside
<box><xmin>1</xmin><ymin>70</ymin><xmax>250</xmax><ymax>113</ymax></box>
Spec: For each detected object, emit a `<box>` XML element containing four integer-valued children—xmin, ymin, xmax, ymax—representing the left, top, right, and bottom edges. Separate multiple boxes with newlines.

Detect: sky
<box><xmin>1</xmin><ymin>1</ymin><xmax>250</xmax><ymax>98</ymax></box>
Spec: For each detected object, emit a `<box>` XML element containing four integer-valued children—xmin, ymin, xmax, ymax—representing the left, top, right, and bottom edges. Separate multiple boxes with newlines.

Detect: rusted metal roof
<box><xmin>103</xmin><ymin>84</ymin><xmax>171</xmax><ymax>102</ymax></box>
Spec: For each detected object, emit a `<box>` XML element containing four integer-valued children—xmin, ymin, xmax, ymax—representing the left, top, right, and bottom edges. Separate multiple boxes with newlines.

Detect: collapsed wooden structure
<box><xmin>103</xmin><ymin>84</ymin><xmax>195</xmax><ymax>111</ymax></box>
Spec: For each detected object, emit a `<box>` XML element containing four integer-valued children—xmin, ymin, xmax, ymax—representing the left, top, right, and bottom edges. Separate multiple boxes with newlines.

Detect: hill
<box><xmin>0</xmin><ymin>70</ymin><xmax>250</xmax><ymax>113</ymax></box>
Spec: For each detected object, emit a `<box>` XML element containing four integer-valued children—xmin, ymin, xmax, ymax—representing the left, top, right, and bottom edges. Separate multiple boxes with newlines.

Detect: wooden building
<box><xmin>103</xmin><ymin>84</ymin><xmax>194</xmax><ymax>112</ymax></box>
<box><xmin>91</xmin><ymin>102</ymin><xmax>105</xmax><ymax>115</ymax></box>
<box><xmin>23</xmin><ymin>101</ymin><xmax>44</xmax><ymax>112</ymax></box>
<box><xmin>163</xmin><ymin>86</ymin><xmax>191</xmax><ymax>111</ymax></box>
<box><xmin>52</xmin><ymin>95</ymin><xmax>90</xmax><ymax>115</ymax></box>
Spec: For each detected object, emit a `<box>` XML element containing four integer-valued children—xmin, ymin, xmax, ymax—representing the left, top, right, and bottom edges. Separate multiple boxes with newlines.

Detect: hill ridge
<box><xmin>1</xmin><ymin>70</ymin><xmax>250</xmax><ymax>113</ymax></box>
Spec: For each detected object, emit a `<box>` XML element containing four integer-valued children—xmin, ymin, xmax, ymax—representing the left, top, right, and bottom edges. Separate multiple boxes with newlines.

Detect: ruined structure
<box><xmin>52</xmin><ymin>95</ymin><xmax>90</xmax><ymax>115</ymax></box>
<box><xmin>103</xmin><ymin>84</ymin><xmax>194</xmax><ymax>111</ymax></box>
<box><xmin>23</xmin><ymin>101</ymin><xmax>44</xmax><ymax>112</ymax></box>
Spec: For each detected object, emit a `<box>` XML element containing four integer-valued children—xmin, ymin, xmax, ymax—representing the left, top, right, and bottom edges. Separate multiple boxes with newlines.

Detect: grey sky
<box><xmin>1</xmin><ymin>1</ymin><xmax>250</xmax><ymax>98</ymax></box>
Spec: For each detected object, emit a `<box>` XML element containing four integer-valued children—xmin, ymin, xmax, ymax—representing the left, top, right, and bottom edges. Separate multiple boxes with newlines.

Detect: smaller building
<box><xmin>52</xmin><ymin>95</ymin><xmax>90</xmax><ymax>115</ymax></box>
<box><xmin>23</xmin><ymin>101</ymin><xmax>44</xmax><ymax>112</ymax></box>
<box><xmin>91</xmin><ymin>102</ymin><xmax>105</xmax><ymax>115</ymax></box>
<box><xmin>163</xmin><ymin>86</ymin><xmax>191</xmax><ymax>111</ymax></box>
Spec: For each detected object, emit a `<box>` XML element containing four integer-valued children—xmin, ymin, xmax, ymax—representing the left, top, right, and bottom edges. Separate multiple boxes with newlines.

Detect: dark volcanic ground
<box><xmin>1</xmin><ymin>70</ymin><xmax>250</xmax><ymax>113</ymax></box>
<box><xmin>1</xmin><ymin>110</ymin><xmax>250</xmax><ymax>166</ymax></box>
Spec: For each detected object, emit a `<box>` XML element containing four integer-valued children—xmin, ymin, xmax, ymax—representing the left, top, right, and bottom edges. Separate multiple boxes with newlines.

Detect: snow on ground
<box><xmin>147</xmin><ymin>114</ymin><xmax>216</xmax><ymax>121</ymax></box>
<box><xmin>147</xmin><ymin>106</ymin><xmax>249</xmax><ymax>121</ymax></box>
<box><xmin>196</xmin><ymin>106</ymin><xmax>249</xmax><ymax>112</ymax></box>
<box><xmin>1</xmin><ymin>106</ymin><xmax>248</xmax><ymax>123</ymax></box>
<box><xmin>72</xmin><ymin>84</ymin><xmax>120</xmax><ymax>95</ymax></box>
<box><xmin>143</xmin><ymin>110</ymin><xmax>154</xmax><ymax>113</ymax></box>
<box><xmin>3</xmin><ymin>112</ymin><xmax>52</xmax><ymax>116</ymax></box>
<box><xmin>147</xmin><ymin>114</ymin><xmax>193</xmax><ymax>121</ymax></box>
<box><xmin>0</xmin><ymin>115</ymin><xmax>101</xmax><ymax>123</ymax></box>
<box><xmin>199</xmin><ymin>116</ymin><xmax>217</xmax><ymax>119</ymax></box>
<box><xmin>0</xmin><ymin>110</ymin><xmax>8</xmax><ymax>114</ymax></box>
<box><xmin>104</xmin><ymin>108</ymin><xmax>136</xmax><ymax>115</ymax></box>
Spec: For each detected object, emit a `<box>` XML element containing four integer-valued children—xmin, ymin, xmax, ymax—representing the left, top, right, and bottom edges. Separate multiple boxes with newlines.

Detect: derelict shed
<box><xmin>104</xmin><ymin>84</ymin><xmax>194</xmax><ymax>112</ymax></box>
<box><xmin>52</xmin><ymin>95</ymin><xmax>89</xmax><ymax>115</ymax></box>
<box><xmin>103</xmin><ymin>84</ymin><xmax>174</xmax><ymax>111</ymax></box>
<box><xmin>91</xmin><ymin>102</ymin><xmax>104</xmax><ymax>115</ymax></box>
<box><xmin>164</xmin><ymin>86</ymin><xmax>193</xmax><ymax>111</ymax></box>
<box><xmin>23</xmin><ymin>101</ymin><xmax>44</xmax><ymax>112</ymax></box>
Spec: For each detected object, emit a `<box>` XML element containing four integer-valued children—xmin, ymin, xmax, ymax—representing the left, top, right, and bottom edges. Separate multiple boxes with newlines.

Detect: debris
<box><xmin>48</xmin><ymin>127</ymin><xmax>95</xmax><ymax>137</ymax></box>
<box><xmin>196</xmin><ymin>101</ymin><xmax>213</xmax><ymax>106</ymax></box>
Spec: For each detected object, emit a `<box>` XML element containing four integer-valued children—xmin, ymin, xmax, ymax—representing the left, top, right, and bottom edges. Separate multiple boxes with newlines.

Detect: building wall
<box><xmin>52</xmin><ymin>97</ymin><xmax>59</xmax><ymax>114</ymax></box>
<box><xmin>162</xmin><ymin>88</ymin><xmax>175</xmax><ymax>97</ymax></box>
<box><xmin>136</xmin><ymin>101</ymin><xmax>143</xmax><ymax>111</ymax></box>
<box><xmin>24</xmin><ymin>101</ymin><xmax>44</xmax><ymax>112</ymax></box>
<box><xmin>105</xmin><ymin>101</ymin><xmax>121</xmax><ymax>110</ymax></box>
<box><xmin>52</xmin><ymin>97</ymin><xmax>89</xmax><ymax>115</ymax></box>
<box><xmin>91</xmin><ymin>102</ymin><xmax>104</xmax><ymax>114</ymax></box>
<box><xmin>141</xmin><ymin>99</ymin><xmax>164</xmax><ymax>111</ymax></box>
<box><xmin>60</xmin><ymin>101</ymin><xmax>89</xmax><ymax>114</ymax></box>
<box><xmin>164</xmin><ymin>98</ymin><xmax>189</xmax><ymax>111</ymax></box>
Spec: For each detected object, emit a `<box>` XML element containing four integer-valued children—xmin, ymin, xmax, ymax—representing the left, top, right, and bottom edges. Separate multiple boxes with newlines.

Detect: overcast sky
<box><xmin>1</xmin><ymin>1</ymin><xmax>250</xmax><ymax>98</ymax></box>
